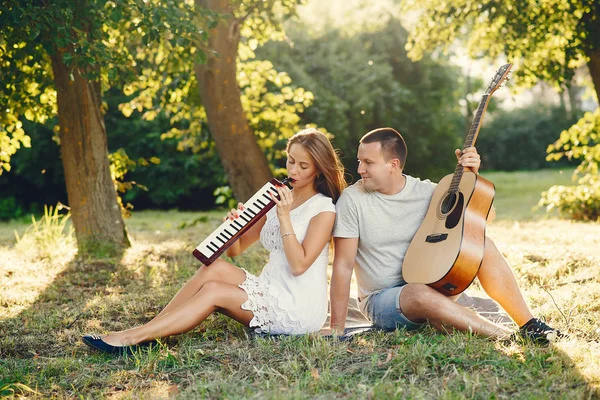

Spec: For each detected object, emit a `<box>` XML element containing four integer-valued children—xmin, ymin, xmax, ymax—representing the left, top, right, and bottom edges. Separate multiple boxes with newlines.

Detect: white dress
<box><xmin>239</xmin><ymin>193</ymin><xmax>335</xmax><ymax>334</ymax></box>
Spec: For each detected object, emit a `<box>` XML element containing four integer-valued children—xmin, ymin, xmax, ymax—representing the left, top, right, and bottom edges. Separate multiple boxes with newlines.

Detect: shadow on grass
<box><xmin>1</xmin><ymin>256</ymin><xmax>118</xmax><ymax>358</ymax></box>
<box><xmin>0</xmin><ymin>235</ymin><xmax>210</xmax><ymax>395</ymax></box>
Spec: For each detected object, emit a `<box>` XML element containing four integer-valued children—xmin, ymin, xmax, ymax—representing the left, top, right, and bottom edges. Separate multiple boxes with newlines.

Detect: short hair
<box><xmin>360</xmin><ymin>127</ymin><xmax>407</xmax><ymax>168</ymax></box>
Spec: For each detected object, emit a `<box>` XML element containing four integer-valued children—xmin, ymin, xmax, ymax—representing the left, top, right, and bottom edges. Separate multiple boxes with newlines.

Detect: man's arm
<box><xmin>328</xmin><ymin>237</ymin><xmax>359</xmax><ymax>334</ymax></box>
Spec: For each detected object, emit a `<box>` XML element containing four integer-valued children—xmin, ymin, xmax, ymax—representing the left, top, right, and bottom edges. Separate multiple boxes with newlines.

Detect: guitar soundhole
<box><xmin>440</xmin><ymin>192</ymin><xmax>458</xmax><ymax>215</ymax></box>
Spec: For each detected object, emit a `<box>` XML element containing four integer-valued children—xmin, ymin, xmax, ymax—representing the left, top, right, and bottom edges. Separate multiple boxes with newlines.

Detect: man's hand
<box><xmin>455</xmin><ymin>146</ymin><xmax>481</xmax><ymax>174</ymax></box>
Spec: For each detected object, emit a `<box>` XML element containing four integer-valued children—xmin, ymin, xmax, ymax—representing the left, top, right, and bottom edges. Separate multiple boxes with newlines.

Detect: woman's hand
<box><xmin>271</xmin><ymin>185</ymin><xmax>294</xmax><ymax>221</ymax></box>
<box><xmin>223</xmin><ymin>202</ymin><xmax>245</xmax><ymax>222</ymax></box>
<box><xmin>224</xmin><ymin>201</ymin><xmax>266</xmax><ymax>257</ymax></box>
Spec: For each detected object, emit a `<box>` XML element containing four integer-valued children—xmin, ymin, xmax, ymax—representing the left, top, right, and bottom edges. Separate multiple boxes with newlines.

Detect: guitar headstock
<box><xmin>485</xmin><ymin>63</ymin><xmax>513</xmax><ymax>95</ymax></box>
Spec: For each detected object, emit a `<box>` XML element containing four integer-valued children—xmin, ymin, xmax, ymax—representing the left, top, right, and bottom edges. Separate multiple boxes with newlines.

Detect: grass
<box><xmin>484</xmin><ymin>168</ymin><xmax>576</xmax><ymax>221</ymax></box>
<box><xmin>1</xmin><ymin>168</ymin><xmax>599</xmax><ymax>398</ymax></box>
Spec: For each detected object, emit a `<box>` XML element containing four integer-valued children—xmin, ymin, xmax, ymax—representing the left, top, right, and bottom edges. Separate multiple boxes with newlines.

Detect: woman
<box><xmin>82</xmin><ymin>128</ymin><xmax>347</xmax><ymax>354</ymax></box>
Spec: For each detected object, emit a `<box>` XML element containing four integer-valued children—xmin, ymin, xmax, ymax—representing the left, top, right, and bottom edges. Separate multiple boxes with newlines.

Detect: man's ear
<box><xmin>390</xmin><ymin>158</ymin><xmax>401</xmax><ymax>170</ymax></box>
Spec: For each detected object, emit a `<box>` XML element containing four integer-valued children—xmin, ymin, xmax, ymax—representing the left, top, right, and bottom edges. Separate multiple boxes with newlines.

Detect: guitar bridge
<box><xmin>425</xmin><ymin>233</ymin><xmax>448</xmax><ymax>243</ymax></box>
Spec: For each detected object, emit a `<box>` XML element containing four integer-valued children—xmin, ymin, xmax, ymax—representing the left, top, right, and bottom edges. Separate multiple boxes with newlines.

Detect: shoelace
<box><xmin>522</xmin><ymin>319</ymin><xmax>563</xmax><ymax>342</ymax></box>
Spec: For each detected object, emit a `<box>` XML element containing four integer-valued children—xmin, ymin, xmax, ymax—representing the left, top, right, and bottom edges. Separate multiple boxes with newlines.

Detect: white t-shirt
<box><xmin>333</xmin><ymin>176</ymin><xmax>436</xmax><ymax>302</ymax></box>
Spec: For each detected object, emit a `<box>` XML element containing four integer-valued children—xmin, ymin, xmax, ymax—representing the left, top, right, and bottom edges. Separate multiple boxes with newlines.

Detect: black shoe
<box><xmin>518</xmin><ymin>318</ymin><xmax>564</xmax><ymax>345</ymax></box>
<box><xmin>82</xmin><ymin>335</ymin><xmax>158</xmax><ymax>356</ymax></box>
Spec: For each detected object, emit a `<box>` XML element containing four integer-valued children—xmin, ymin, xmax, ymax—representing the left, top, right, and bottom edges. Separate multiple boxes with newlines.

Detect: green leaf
<box><xmin>24</xmin><ymin>109</ymin><xmax>35</xmax><ymax>121</ymax></box>
<box><xmin>28</xmin><ymin>27</ymin><xmax>40</xmax><ymax>41</ymax></box>
<box><xmin>111</xmin><ymin>8</ymin><xmax>123</xmax><ymax>23</ymax></box>
<box><xmin>62</xmin><ymin>53</ymin><xmax>73</xmax><ymax>65</ymax></box>
<box><xmin>196</xmin><ymin>50</ymin><xmax>207</xmax><ymax>64</ymax></box>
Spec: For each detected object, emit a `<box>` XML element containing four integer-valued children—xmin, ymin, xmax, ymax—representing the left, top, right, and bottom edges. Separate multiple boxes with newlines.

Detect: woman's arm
<box><xmin>279</xmin><ymin>211</ymin><xmax>335</xmax><ymax>276</ymax></box>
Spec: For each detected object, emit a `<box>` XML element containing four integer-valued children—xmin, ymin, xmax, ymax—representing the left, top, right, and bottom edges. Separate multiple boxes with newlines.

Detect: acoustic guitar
<box><xmin>402</xmin><ymin>63</ymin><xmax>513</xmax><ymax>296</ymax></box>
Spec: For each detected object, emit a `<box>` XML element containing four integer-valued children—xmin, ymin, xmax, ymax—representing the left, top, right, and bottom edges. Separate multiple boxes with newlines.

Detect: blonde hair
<box><xmin>287</xmin><ymin>128</ymin><xmax>346</xmax><ymax>203</ymax></box>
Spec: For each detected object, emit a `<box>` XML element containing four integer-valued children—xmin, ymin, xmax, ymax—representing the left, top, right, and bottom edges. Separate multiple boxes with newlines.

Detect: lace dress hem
<box><xmin>239</xmin><ymin>269</ymin><xmax>308</xmax><ymax>334</ymax></box>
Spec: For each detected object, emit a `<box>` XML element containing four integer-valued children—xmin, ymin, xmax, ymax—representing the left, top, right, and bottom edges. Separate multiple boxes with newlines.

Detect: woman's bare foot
<box><xmin>101</xmin><ymin>333</ymin><xmax>137</xmax><ymax>346</ymax></box>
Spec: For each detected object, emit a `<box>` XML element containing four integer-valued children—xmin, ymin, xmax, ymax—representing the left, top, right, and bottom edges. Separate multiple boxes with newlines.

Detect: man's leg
<box><xmin>366</xmin><ymin>285</ymin><xmax>425</xmax><ymax>332</ymax></box>
<box><xmin>399</xmin><ymin>283</ymin><xmax>512</xmax><ymax>338</ymax></box>
<box><xmin>476</xmin><ymin>238</ymin><xmax>533</xmax><ymax>327</ymax></box>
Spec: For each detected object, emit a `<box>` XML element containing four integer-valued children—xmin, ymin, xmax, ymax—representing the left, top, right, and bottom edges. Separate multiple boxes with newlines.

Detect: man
<box><xmin>327</xmin><ymin>127</ymin><xmax>561</xmax><ymax>344</ymax></box>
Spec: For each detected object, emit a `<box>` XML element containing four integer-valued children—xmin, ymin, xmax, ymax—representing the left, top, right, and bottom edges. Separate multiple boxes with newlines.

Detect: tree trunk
<box><xmin>194</xmin><ymin>0</ymin><xmax>272</xmax><ymax>202</ymax></box>
<box><xmin>586</xmin><ymin>48</ymin><xmax>600</xmax><ymax>106</ymax></box>
<box><xmin>50</xmin><ymin>52</ymin><xmax>130</xmax><ymax>255</ymax></box>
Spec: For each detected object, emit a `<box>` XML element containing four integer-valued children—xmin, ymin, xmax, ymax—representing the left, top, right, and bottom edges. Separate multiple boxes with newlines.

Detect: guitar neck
<box><xmin>449</xmin><ymin>94</ymin><xmax>493</xmax><ymax>191</ymax></box>
<box><xmin>465</xmin><ymin>94</ymin><xmax>490</xmax><ymax>149</ymax></box>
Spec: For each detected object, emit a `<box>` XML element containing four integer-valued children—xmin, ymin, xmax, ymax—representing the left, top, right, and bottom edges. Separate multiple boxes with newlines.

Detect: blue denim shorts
<box><xmin>362</xmin><ymin>284</ymin><xmax>425</xmax><ymax>331</ymax></box>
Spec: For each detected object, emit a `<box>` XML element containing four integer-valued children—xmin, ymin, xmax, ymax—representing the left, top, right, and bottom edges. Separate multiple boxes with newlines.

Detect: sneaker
<box><xmin>518</xmin><ymin>318</ymin><xmax>564</xmax><ymax>345</ymax></box>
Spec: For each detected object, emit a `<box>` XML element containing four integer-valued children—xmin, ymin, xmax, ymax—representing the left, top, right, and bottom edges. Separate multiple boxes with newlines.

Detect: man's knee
<box><xmin>400</xmin><ymin>284</ymin><xmax>442</xmax><ymax>318</ymax></box>
<box><xmin>400</xmin><ymin>283</ymin><xmax>432</xmax><ymax>303</ymax></box>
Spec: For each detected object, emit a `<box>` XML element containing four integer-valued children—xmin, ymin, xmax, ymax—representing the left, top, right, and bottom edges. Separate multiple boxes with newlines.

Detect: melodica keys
<box><xmin>192</xmin><ymin>178</ymin><xmax>291</xmax><ymax>265</ymax></box>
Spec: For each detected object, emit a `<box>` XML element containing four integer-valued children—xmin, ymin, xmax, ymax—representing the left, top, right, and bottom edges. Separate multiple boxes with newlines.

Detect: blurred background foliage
<box><xmin>0</xmin><ymin>0</ymin><xmax>597</xmax><ymax>221</ymax></box>
<box><xmin>477</xmin><ymin>105</ymin><xmax>582</xmax><ymax>171</ymax></box>
<box><xmin>257</xmin><ymin>17</ymin><xmax>467</xmax><ymax>181</ymax></box>
<box><xmin>539</xmin><ymin>108</ymin><xmax>600</xmax><ymax>221</ymax></box>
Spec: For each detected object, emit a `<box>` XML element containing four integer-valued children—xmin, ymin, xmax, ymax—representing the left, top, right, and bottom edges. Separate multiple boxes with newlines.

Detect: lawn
<box><xmin>1</xmin><ymin>168</ymin><xmax>599</xmax><ymax>399</ymax></box>
<box><xmin>486</xmin><ymin>168</ymin><xmax>575</xmax><ymax>221</ymax></box>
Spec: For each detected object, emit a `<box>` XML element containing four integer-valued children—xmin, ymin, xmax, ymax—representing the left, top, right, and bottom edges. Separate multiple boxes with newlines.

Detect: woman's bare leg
<box><xmin>103</xmin><ymin>281</ymin><xmax>253</xmax><ymax>346</ymax></box>
<box><xmin>151</xmin><ymin>259</ymin><xmax>247</xmax><ymax>321</ymax></box>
